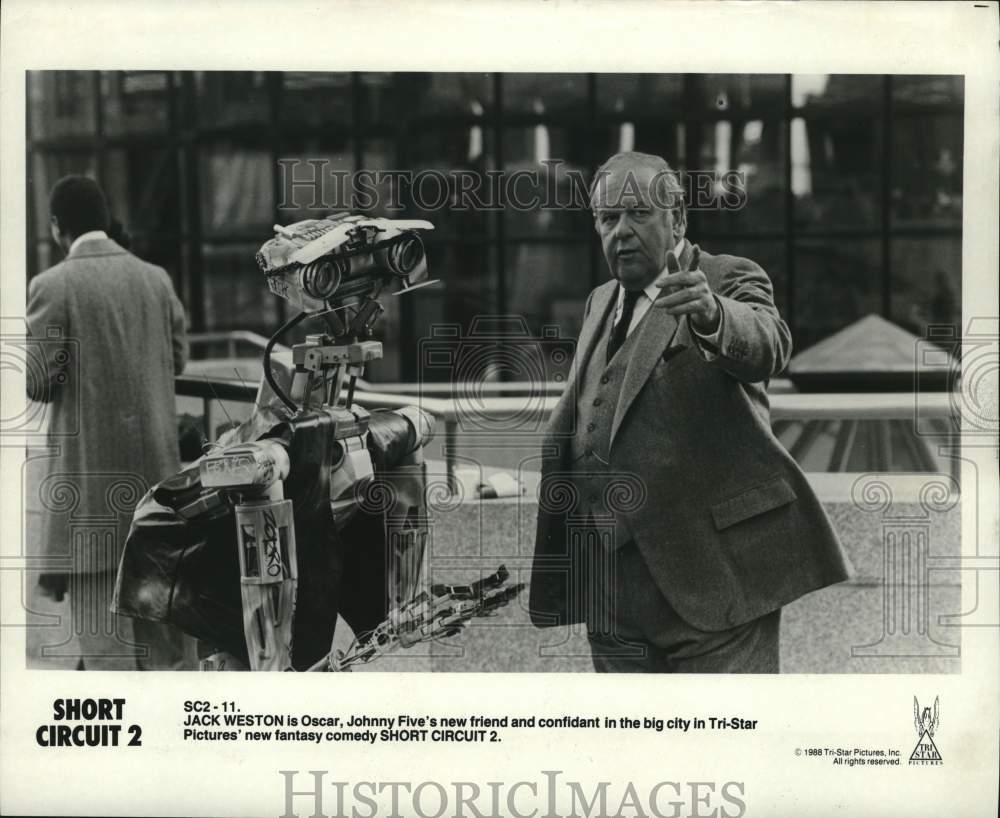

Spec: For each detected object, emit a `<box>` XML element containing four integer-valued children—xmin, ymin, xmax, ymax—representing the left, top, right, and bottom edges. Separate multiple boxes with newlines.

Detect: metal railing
<box><xmin>189</xmin><ymin>331</ymin><xmax>284</xmax><ymax>359</ymax></box>
<box><xmin>188</xmin><ymin>332</ymin><xmax>569</xmax><ymax>396</ymax></box>
<box><xmin>188</xmin><ymin>331</ymin><xmax>802</xmax><ymax>396</ymax></box>
<box><xmin>176</xmin><ymin>371</ymin><xmax>957</xmax><ymax>485</ymax></box>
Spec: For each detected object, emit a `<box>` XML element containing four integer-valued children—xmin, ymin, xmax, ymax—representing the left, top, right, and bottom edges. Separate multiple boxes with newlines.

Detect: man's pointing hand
<box><xmin>654</xmin><ymin>245</ymin><xmax>720</xmax><ymax>333</ymax></box>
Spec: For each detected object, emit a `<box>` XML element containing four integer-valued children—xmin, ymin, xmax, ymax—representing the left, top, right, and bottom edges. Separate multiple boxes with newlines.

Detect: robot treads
<box><xmin>113</xmin><ymin>213</ymin><xmax>523</xmax><ymax>671</ymax></box>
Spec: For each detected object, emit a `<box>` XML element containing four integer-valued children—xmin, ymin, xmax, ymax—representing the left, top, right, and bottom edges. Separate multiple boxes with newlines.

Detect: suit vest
<box><xmin>568</xmin><ymin>298</ymin><xmax>644</xmax><ymax>549</ymax></box>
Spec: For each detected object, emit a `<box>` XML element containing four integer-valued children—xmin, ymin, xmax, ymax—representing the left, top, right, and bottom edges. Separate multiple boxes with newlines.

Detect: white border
<box><xmin>2</xmin><ymin>2</ymin><xmax>997</xmax><ymax>816</ymax></box>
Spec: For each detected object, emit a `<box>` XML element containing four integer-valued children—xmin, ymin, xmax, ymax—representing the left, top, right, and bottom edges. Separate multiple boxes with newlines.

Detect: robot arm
<box><xmin>199</xmin><ymin>439</ymin><xmax>296</xmax><ymax>671</ymax></box>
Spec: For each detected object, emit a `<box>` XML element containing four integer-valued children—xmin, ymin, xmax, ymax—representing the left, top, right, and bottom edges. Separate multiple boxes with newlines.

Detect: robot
<box><xmin>113</xmin><ymin>213</ymin><xmax>523</xmax><ymax>671</ymax></box>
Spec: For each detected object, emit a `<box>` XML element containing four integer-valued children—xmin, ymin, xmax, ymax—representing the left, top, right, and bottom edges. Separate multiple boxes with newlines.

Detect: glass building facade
<box><xmin>26</xmin><ymin>72</ymin><xmax>963</xmax><ymax>382</ymax></box>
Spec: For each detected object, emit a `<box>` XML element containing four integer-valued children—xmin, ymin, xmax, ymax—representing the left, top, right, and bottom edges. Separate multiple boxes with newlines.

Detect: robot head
<box><xmin>256</xmin><ymin>213</ymin><xmax>436</xmax><ymax>313</ymax></box>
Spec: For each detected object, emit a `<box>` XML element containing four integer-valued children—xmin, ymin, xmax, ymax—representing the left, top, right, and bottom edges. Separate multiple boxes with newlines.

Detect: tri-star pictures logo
<box><xmin>909</xmin><ymin>696</ymin><xmax>942</xmax><ymax>765</ymax></box>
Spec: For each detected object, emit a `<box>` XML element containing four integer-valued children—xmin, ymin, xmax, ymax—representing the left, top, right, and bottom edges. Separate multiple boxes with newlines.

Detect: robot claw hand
<box><xmin>312</xmin><ymin>566</ymin><xmax>525</xmax><ymax>671</ymax></box>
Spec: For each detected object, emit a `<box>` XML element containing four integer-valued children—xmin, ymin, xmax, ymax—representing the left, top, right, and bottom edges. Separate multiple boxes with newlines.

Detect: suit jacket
<box><xmin>529</xmin><ymin>242</ymin><xmax>852</xmax><ymax>632</ymax></box>
<box><xmin>25</xmin><ymin>237</ymin><xmax>188</xmax><ymax>574</ymax></box>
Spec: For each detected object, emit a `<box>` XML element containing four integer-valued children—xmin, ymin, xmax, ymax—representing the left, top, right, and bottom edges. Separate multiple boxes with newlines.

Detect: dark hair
<box><xmin>49</xmin><ymin>175</ymin><xmax>111</xmax><ymax>237</ymax></box>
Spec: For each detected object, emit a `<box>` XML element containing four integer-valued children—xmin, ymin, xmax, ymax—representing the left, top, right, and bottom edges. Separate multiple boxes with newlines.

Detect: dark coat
<box><xmin>529</xmin><ymin>242</ymin><xmax>852</xmax><ymax>632</ymax></box>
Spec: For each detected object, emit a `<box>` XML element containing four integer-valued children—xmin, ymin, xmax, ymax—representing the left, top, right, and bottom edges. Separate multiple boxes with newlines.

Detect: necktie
<box><xmin>607</xmin><ymin>287</ymin><xmax>643</xmax><ymax>363</ymax></box>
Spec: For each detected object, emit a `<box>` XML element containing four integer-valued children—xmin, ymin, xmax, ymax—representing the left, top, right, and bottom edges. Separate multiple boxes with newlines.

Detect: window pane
<box><xmin>893</xmin><ymin>75</ymin><xmax>963</xmax><ymax>107</ymax></box>
<box><xmin>202</xmin><ymin>243</ymin><xmax>282</xmax><ymax>333</ymax></box>
<box><xmin>791</xmin><ymin>75</ymin><xmax>881</xmax><ymax>112</ymax></box>
<box><xmin>596</xmin><ymin>74</ymin><xmax>683</xmax><ymax>117</ymax></box>
<box><xmin>702</xmin><ymin>239</ymin><xmax>789</xmax><ymax>320</ymax></box>
<box><xmin>406</xmin><ymin>244</ymin><xmax>499</xmax><ymax>383</ymax></box>
<box><xmin>130</xmin><ymin>237</ymin><xmax>182</xmax><ymax>290</ymax></box>
<box><xmin>791</xmin><ymin>115</ymin><xmax>882</xmax><ymax>231</ymax></box>
<box><xmin>503</xmin><ymin>127</ymin><xmax>593</xmax><ymax>237</ymax></box>
<box><xmin>794</xmin><ymin>238</ymin><xmax>882</xmax><ymax>352</ymax></box>
<box><xmin>687</xmin><ymin>118</ymin><xmax>785</xmax><ymax>234</ymax></box>
<box><xmin>358</xmin><ymin>72</ymin><xmax>492</xmax><ymax>125</ymax></box>
<box><xmin>356</xmin><ymin>72</ymin><xmax>394</xmax><ymax>127</ymax></box>
<box><xmin>587</xmin><ymin>122</ymin><xmax>684</xmax><ymax>169</ymax></box>
<box><xmin>275</xmin><ymin>136</ymin><xmax>354</xmax><ymax>224</ymax></box>
<box><xmin>199</xmin><ymin>145</ymin><xmax>274</xmax><ymax>237</ymax></box>
<box><xmin>101</xmin><ymin>72</ymin><xmax>171</xmax><ymax>136</ymax></box>
<box><xmin>422</xmin><ymin>72</ymin><xmax>493</xmax><ymax>116</ymax></box>
<box><xmin>506</xmin><ymin>242</ymin><xmax>591</xmax><ymax>340</ymax></box>
<box><xmin>501</xmin><ymin>167</ymin><xmax>592</xmax><ymax>238</ymax></box>
<box><xmin>634</xmin><ymin>121</ymin><xmax>685</xmax><ymax>162</ymax></box>
<box><xmin>103</xmin><ymin>147</ymin><xmax>180</xmax><ymax>235</ymax></box>
<box><xmin>502</xmin><ymin>74</ymin><xmax>588</xmax><ymax>116</ymax></box>
<box><xmin>416</xmin><ymin>242</ymin><xmax>498</xmax><ymax>339</ymax></box>
<box><xmin>32</xmin><ymin>239</ymin><xmax>56</xmax><ymax>278</ymax></box>
<box><xmin>194</xmin><ymin>72</ymin><xmax>269</xmax><ymax>128</ymax></box>
<box><xmin>414</xmin><ymin>242</ymin><xmax>581</xmax><ymax>385</ymax></box>
<box><xmin>359</xmin><ymin>138</ymin><xmax>396</xmax><ymax>217</ymax></box>
<box><xmin>503</xmin><ymin>125</ymin><xmax>592</xmax><ymax>167</ymax></box>
<box><xmin>404</xmin><ymin>129</ymin><xmax>496</xmax><ymax>239</ymax></box>
<box><xmin>891</xmin><ymin>115</ymin><xmax>963</xmax><ymax>229</ymax></box>
<box><xmin>890</xmin><ymin>238</ymin><xmax>961</xmax><ymax>335</ymax></box>
<box><xmin>281</xmin><ymin>72</ymin><xmax>353</xmax><ymax>127</ymax></box>
<box><xmin>28</xmin><ymin>71</ymin><xmax>97</xmax><ymax>139</ymax></box>
<box><xmin>692</xmin><ymin>74</ymin><xmax>785</xmax><ymax>114</ymax></box>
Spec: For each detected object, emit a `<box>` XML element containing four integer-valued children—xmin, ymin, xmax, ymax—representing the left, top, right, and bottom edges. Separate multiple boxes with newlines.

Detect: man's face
<box><xmin>592</xmin><ymin>164</ymin><xmax>681</xmax><ymax>290</ymax></box>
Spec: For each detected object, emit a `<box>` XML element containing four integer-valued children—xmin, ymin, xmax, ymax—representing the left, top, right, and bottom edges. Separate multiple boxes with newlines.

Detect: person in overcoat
<box><xmin>26</xmin><ymin>175</ymin><xmax>192</xmax><ymax>669</ymax></box>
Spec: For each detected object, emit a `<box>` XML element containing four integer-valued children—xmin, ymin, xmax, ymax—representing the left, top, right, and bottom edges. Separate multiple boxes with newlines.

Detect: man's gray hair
<box><xmin>589</xmin><ymin>151</ymin><xmax>686</xmax><ymax>217</ymax></box>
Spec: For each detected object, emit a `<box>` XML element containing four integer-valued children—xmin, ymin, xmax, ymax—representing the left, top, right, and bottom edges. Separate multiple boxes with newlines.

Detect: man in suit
<box><xmin>528</xmin><ymin>152</ymin><xmax>852</xmax><ymax>672</ymax></box>
<box><xmin>26</xmin><ymin>175</ymin><xmax>193</xmax><ymax>669</ymax></box>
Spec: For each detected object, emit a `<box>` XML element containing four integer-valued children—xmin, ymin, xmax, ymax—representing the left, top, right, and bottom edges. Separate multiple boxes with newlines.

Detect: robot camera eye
<box><xmin>300</xmin><ymin>260</ymin><xmax>344</xmax><ymax>300</ymax></box>
<box><xmin>378</xmin><ymin>233</ymin><xmax>425</xmax><ymax>276</ymax></box>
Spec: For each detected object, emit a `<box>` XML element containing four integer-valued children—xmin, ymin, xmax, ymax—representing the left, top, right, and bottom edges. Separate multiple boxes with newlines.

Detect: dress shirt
<box><xmin>610</xmin><ymin>238</ymin><xmax>724</xmax><ymax>358</ymax></box>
